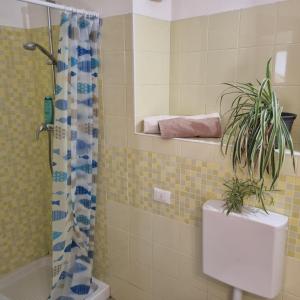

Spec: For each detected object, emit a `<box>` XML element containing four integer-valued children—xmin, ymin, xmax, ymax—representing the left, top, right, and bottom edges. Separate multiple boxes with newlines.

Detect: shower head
<box><xmin>23</xmin><ymin>42</ymin><xmax>57</xmax><ymax>65</ymax></box>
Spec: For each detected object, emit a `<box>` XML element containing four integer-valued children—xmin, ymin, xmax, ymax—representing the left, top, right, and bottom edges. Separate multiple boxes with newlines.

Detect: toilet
<box><xmin>202</xmin><ymin>200</ymin><xmax>288</xmax><ymax>300</ymax></box>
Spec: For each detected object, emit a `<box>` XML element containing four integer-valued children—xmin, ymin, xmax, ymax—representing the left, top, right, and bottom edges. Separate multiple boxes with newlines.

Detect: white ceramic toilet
<box><xmin>202</xmin><ymin>200</ymin><xmax>288</xmax><ymax>300</ymax></box>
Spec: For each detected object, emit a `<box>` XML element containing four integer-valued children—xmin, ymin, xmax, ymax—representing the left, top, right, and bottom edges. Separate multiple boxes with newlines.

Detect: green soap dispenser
<box><xmin>44</xmin><ymin>96</ymin><xmax>54</xmax><ymax>125</ymax></box>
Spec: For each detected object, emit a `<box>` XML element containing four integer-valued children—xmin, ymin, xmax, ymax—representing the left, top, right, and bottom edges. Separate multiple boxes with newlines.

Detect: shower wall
<box><xmin>0</xmin><ymin>22</ymin><xmax>58</xmax><ymax>275</ymax></box>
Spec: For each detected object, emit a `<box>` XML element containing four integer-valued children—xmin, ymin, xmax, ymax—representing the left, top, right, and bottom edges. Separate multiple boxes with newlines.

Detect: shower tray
<box><xmin>0</xmin><ymin>257</ymin><xmax>110</xmax><ymax>300</ymax></box>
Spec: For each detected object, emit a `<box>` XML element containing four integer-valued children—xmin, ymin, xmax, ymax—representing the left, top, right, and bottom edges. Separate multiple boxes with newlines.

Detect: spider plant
<box><xmin>221</xmin><ymin>58</ymin><xmax>295</xmax><ymax>197</ymax></box>
<box><xmin>223</xmin><ymin>177</ymin><xmax>272</xmax><ymax>215</ymax></box>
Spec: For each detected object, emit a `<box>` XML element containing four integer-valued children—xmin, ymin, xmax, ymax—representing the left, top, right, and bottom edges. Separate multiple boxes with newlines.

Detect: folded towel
<box><xmin>158</xmin><ymin>117</ymin><xmax>222</xmax><ymax>139</ymax></box>
<box><xmin>143</xmin><ymin>113</ymin><xmax>220</xmax><ymax>134</ymax></box>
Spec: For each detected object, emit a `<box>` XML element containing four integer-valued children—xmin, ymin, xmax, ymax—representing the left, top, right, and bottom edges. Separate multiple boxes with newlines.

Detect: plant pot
<box><xmin>282</xmin><ymin>112</ymin><xmax>297</xmax><ymax>133</ymax></box>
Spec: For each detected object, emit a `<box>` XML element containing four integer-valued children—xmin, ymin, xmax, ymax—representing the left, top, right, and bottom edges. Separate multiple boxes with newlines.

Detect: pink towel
<box><xmin>158</xmin><ymin>117</ymin><xmax>222</xmax><ymax>139</ymax></box>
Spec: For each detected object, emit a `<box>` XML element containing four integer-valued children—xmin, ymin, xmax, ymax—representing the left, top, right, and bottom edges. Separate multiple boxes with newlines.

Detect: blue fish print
<box><xmin>64</xmin><ymin>240</ymin><xmax>79</xmax><ymax>253</ymax></box>
<box><xmin>52</xmin><ymin>200</ymin><xmax>60</xmax><ymax>206</ymax></box>
<box><xmin>57</xmin><ymin>61</ymin><xmax>68</xmax><ymax>72</ymax></box>
<box><xmin>53</xmin><ymin>148</ymin><xmax>60</xmax><ymax>155</ymax></box>
<box><xmin>71</xmin><ymin>57</ymin><xmax>78</xmax><ymax>66</ymax></box>
<box><xmin>77</xmin><ymin>83</ymin><xmax>96</xmax><ymax>94</ymax></box>
<box><xmin>79</xmin><ymin>199</ymin><xmax>91</xmax><ymax>209</ymax></box>
<box><xmin>88</xmin><ymin>250</ymin><xmax>94</xmax><ymax>259</ymax></box>
<box><xmin>54</xmin><ymin>191</ymin><xmax>64</xmax><ymax>195</ymax></box>
<box><xmin>52</xmin><ymin>231</ymin><xmax>62</xmax><ymax>240</ymax></box>
<box><xmin>92</xmin><ymin>160</ymin><xmax>97</xmax><ymax>168</ymax></box>
<box><xmin>78</xmin><ymin>98</ymin><xmax>93</xmax><ymax>107</ymax></box>
<box><xmin>75</xmin><ymin>186</ymin><xmax>91</xmax><ymax>196</ymax></box>
<box><xmin>60</xmin><ymin>13</ymin><xmax>69</xmax><ymax>25</ymax></box>
<box><xmin>70</xmin><ymin>262</ymin><xmax>87</xmax><ymax>273</ymax></box>
<box><xmin>92</xmin><ymin>72</ymin><xmax>98</xmax><ymax>77</ymax></box>
<box><xmin>55</xmin><ymin>99</ymin><xmax>68</xmax><ymax>111</ymax></box>
<box><xmin>93</xmin><ymin>128</ymin><xmax>98</xmax><ymax>138</ymax></box>
<box><xmin>53</xmin><ymin>241</ymin><xmax>65</xmax><ymax>251</ymax></box>
<box><xmin>76</xmin><ymin>255</ymin><xmax>90</xmax><ymax>264</ymax></box>
<box><xmin>72</xmin><ymin>164</ymin><xmax>92</xmax><ymax>174</ymax></box>
<box><xmin>70</xmin><ymin>71</ymin><xmax>77</xmax><ymax>77</ymax></box>
<box><xmin>77</xmin><ymin>215</ymin><xmax>90</xmax><ymax>225</ymax></box>
<box><xmin>53</xmin><ymin>171</ymin><xmax>68</xmax><ymax>182</ymax></box>
<box><xmin>79</xmin><ymin>18</ymin><xmax>90</xmax><ymax>29</ymax></box>
<box><xmin>56</xmin><ymin>117</ymin><xmax>67</xmax><ymax>123</ymax></box>
<box><xmin>52</xmin><ymin>210</ymin><xmax>67</xmax><ymax>221</ymax></box>
<box><xmin>78</xmin><ymin>61</ymin><xmax>91</xmax><ymax>72</ymax></box>
<box><xmin>71</xmin><ymin>285</ymin><xmax>90</xmax><ymax>295</ymax></box>
<box><xmin>76</xmin><ymin>139</ymin><xmax>91</xmax><ymax>154</ymax></box>
<box><xmin>79</xmin><ymin>155</ymin><xmax>89</xmax><ymax>160</ymax></box>
<box><xmin>77</xmin><ymin>46</ymin><xmax>91</xmax><ymax>56</ymax></box>
<box><xmin>63</xmin><ymin>150</ymin><xmax>71</xmax><ymax>160</ymax></box>
<box><xmin>55</xmin><ymin>84</ymin><xmax>63</xmax><ymax>95</ymax></box>
<box><xmin>91</xmin><ymin>58</ymin><xmax>99</xmax><ymax>69</ymax></box>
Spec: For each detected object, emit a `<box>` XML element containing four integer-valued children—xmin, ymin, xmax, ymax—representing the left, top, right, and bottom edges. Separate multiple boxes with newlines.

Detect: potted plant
<box><xmin>220</xmin><ymin>58</ymin><xmax>296</xmax><ymax>214</ymax></box>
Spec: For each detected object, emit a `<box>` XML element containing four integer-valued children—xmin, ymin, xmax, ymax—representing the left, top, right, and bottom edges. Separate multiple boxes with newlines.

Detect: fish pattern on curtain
<box><xmin>51</xmin><ymin>12</ymin><xmax>101</xmax><ymax>300</ymax></box>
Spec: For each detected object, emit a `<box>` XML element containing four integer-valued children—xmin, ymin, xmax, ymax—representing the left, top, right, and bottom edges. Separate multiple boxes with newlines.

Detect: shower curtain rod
<box><xmin>17</xmin><ymin>0</ymin><xmax>101</xmax><ymax>18</ymax></box>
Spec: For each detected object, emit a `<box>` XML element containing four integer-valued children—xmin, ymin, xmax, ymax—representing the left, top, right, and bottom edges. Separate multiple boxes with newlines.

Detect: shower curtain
<box><xmin>51</xmin><ymin>12</ymin><xmax>101</xmax><ymax>300</ymax></box>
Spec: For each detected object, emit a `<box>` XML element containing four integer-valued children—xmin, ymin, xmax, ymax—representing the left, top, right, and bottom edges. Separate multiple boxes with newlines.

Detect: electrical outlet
<box><xmin>153</xmin><ymin>187</ymin><xmax>171</xmax><ymax>204</ymax></box>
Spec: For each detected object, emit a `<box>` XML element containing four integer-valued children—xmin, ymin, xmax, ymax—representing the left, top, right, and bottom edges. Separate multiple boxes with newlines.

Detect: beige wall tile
<box><xmin>107</xmin><ymin>201</ymin><xmax>130</xmax><ymax>231</ymax></box>
<box><xmin>125</xmin><ymin>51</ymin><xmax>134</xmax><ymax>85</ymax></box>
<box><xmin>104</xmin><ymin>115</ymin><xmax>127</xmax><ymax>148</ymax></box>
<box><xmin>151</xmin><ymin>136</ymin><xmax>181</xmax><ymax>156</ymax></box>
<box><xmin>178</xmin><ymin>85</ymin><xmax>206</xmax><ymax>115</ymax></box>
<box><xmin>153</xmin><ymin>243</ymin><xmax>180</xmax><ymax>278</ymax></box>
<box><xmin>126</xmin><ymin>85</ymin><xmax>135</xmax><ymax>118</ymax></box>
<box><xmin>283</xmin><ymin>294</ymin><xmax>300</xmax><ymax>300</ymax></box>
<box><xmin>135</xmin><ymin>85</ymin><xmax>169</xmax><ymax>117</ymax></box>
<box><xmin>276</xmin><ymin>0</ymin><xmax>300</xmax><ymax>44</ymax></box>
<box><xmin>102</xmin><ymin>15</ymin><xmax>125</xmax><ymax>52</ymax></box>
<box><xmin>152</xmin><ymin>214</ymin><xmax>181</xmax><ymax>250</ymax></box>
<box><xmin>273</xmin><ymin>45</ymin><xmax>300</xmax><ymax>85</ymax></box>
<box><xmin>125</xmin><ymin>14</ymin><xmax>133</xmax><ymax>51</ymax></box>
<box><xmin>107</xmin><ymin>226</ymin><xmax>130</xmax><ymax>280</ymax></box>
<box><xmin>130</xmin><ymin>236</ymin><xmax>152</xmax><ymax>266</ymax></box>
<box><xmin>134</xmin><ymin>14</ymin><xmax>170</xmax><ymax>52</ymax></box>
<box><xmin>129</xmin><ymin>207</ymin><xmax>153</xmax><ymax>241</ymax></box>
<box><xmin>239</xmin><ymin>4</ymin><xmax>277</xmax><ymax>47</ymax></box>
<box><xmin>179</xmin><ymin>52</ymin><xmax>207</xmax><ymax>84</ymax></box>
<box><xmin>135</xmin><ymin>52</ymin><xmax>170</xmax><ymax>85</ymax></box>
<box><xmin>128</xmin><ymin>260</ymin><xmax>152</xmax><ymax>292</ymax></box>
<box><xmin>152</xmin><ymin>271</ymin><xmax>182</xmax><ymax>300</ymax></box>
<box><xmin>173</xmin><ymin>16</ymin><xmax>208</xmax><ymax>53</ymax></box>
<box><xmin>284</xmin><ymin>257</ymin><xmax>300</xmax><ymax>297</ymax></box>
<box><xmin>178</xmin><ymin>223</ymin><xmax>202</xmax><ymax>260</ymax></box>
<box><xmin>169</xmin><ymin>84</ymin><xmax>180</xmax><ymax>114</ymax></box>
<box><xmin>103</xmin><ymin>85</ymin><xmax>127</xmax><ymax>117</ymax></box>
<box><xmin>179</xmin><ymin>254</ymin><xmax>207</xmax><ymax>292</ymax></box>
<box><xmin>208</xmin><ymin>10</ymin><xmax>239</xmax><ymax>50</ymax></box>
<box><xmin>207</xmin><ymin>50</ymin><xmax>237</xmax><ymax>84</ymax></box>
<box><xmin>204</xmin><ymin>85</ymin><xmax>225</xmax><ymax>115</ymax></box>
<box><xmin>237</xmin><ymin>46</ymin><xmax>273</xmax><ymax>83</ymax></box>
<box><xmin>102</xmin><ymin>51</ymin><xmax>126</xmax><ymax>85</ymax></box>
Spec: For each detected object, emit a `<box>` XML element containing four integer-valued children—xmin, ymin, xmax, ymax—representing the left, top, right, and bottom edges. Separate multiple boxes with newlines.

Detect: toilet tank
<box><xmin>203</xmin><ymin>200</ymin><xmax>288</xmax><ymax>299</ymax></box>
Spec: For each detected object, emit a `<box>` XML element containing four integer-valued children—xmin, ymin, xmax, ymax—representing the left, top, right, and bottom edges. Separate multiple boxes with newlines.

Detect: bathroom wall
<box><xmin>98</xmin><ymin>2</ymin><xmax>300</xmax><ymax>300</ymax></box>
<box><xmin>0</xmin><ymin>24</ymin><xmax>56</xmax><ymax>275</ymax></box>
<box><xmin>134</xmin><ymin>14</ymin><xmax>170</xmax><ymax>131</ymax></box>
<box><xmin>169</xmin><ymin>0</ymin><xmax>300</xmax><ymax>149</ymax></box>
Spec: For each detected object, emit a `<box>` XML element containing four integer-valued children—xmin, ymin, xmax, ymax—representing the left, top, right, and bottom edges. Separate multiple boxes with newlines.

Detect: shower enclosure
<box><xmin>0</xmin><ymin>0</ymin><xmax>108</xmax><ymax>299</ymax></box>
